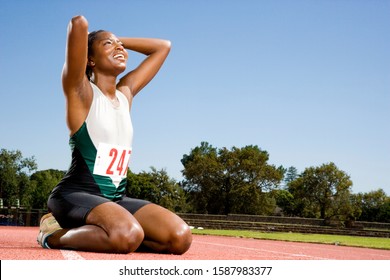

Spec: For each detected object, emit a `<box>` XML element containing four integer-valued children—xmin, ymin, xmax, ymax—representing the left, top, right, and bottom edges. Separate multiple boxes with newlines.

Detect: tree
<box><xmin>283</xmin><ymin>166</ymin><xmax>298</xmax><ymax>186</ymax></box>
<box><xmin>181</xmin><ymin>142</ymin><xmax>284</xmax><ymax>215</ymax></box>
<box><xmin>378</xmin><ymin>199</ymin><xmax>390</xmax><ymax>223</ymax></box>
<box><xmin>126</xmin><ymin>167</ymin><xmax>188</xmax><ymax>212</ymax></box>
<box><xmin>355</xmin><ymin>189</ymin><xmax>390</xmax><ymax>222</ymax></box>
<box><xmin>22</xmin><ymin>169</ymin><xmax>66</xmax><ymax>209</ymax></box>
<box><xmin>180</xmin><ymin>142</ymin><xmax>220</xmax><ymax>213</ymax></box>
<box><xmin>287</xmin><ymin>162</ymin><xmax>353</xmax><ymax>222</ymax></box>
<box><xmin>0</xmin><ymin>149</ymin><xmax>37</xmax><ymax>207</ymax></box>
<box><xmin>273</xmin><ymin>189</ymin><xmax>295</xmax><ymax>216</ymax></box>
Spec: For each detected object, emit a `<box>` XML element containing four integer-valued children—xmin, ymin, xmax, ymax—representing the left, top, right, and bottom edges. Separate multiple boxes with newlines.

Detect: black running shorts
<box><xmin>47</xmin><ymin>188</ymin><xmax>151</xmax><ymax>228</ymax></box>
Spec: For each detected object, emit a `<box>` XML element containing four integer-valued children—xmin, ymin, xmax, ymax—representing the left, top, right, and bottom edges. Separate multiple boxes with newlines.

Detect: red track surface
<box><xmin>1</xmin><ymin>226</ymin><xmax>389</xmax><ymax>260</ymax></box>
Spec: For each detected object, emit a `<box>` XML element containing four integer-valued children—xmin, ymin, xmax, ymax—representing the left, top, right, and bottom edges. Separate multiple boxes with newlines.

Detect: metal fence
<box><xmin>0</xmin><ymin>208</ymin><xmax>47</xmax><ymax>227</ymax></box>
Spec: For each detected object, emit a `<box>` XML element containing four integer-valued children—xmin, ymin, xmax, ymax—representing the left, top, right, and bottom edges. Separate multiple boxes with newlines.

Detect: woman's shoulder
<box><xmin>116</xmin><ymin>84</ymin><xmax>133</xmax><ymax>108</ymax></box>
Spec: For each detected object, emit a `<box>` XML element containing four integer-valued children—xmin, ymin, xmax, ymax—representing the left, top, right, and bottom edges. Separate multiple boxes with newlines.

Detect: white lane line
<box><xmin>194</xmin><ymin>240</ymin><xmax>328</xmax><ymax>260</ymax></box>
<box><xmin>61</xmin><ymin>250</ymin><xmax>85</xmax><ymax>260</ymax></box>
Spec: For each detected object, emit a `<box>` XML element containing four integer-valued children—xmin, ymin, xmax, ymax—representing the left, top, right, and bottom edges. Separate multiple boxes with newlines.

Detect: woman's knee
<box><xmin>168</xmin><ymin>223</ymin><xmax>193</xmax><ymax>255</ymax></box>
<box><xmin>108</xmin><ymin>222</ymin><xmax>144</xmax><ymax>253</ymax></box>
<box><xmin>87</xmin><ymin>203</ymin><xmax>145</xmax><ymax>253</ymax></box>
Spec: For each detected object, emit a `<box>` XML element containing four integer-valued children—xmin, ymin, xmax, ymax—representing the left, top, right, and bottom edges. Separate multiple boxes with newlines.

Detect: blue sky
<box><xmin>0</xmin><ymin>0</ymin><xmax>389</xmax><ymax>194</ymax></box>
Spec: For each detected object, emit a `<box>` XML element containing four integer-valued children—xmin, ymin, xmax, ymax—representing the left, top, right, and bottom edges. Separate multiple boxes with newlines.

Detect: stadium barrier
<box><xmin>177</xmin><ymin>213</ymin><xmax>390</xmax><ymax>238</ymax></box>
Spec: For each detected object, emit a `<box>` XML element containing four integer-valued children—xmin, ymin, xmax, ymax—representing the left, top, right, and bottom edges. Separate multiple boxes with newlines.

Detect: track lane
<box><xmin>1</xmin><ymin>226</ymin><xmax>389</xmax><ymax>260</ymax></box>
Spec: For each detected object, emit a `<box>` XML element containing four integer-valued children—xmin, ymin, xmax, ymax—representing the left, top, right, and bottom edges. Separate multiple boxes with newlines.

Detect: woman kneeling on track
<box><xmin>37</xmin><ymin>15</ymin><xmax>192</xmax><ymax>254</ymax></box>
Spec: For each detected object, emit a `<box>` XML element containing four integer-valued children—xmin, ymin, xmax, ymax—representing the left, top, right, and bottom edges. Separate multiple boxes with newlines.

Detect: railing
<box><xmin>0</xmin><ymin>208</ymin><xmax>47</xmax><ymax>226</ymax></box>
<box><xmin>177</xmin><ymin>213</ymin><xmax>390</xmax><ymax>238</ymax></box>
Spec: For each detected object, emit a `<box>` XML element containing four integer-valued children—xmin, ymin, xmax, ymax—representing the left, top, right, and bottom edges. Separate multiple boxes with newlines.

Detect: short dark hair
<box><xmin>86</xmin><ymin>30</ymin><xmax>106</xmax><ymax>80</ymax></box>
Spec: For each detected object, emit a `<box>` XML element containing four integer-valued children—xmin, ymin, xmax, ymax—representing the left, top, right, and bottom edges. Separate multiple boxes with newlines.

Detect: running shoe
<box><xmin>37</xmin><ymin>213</ymin><xmax>62</xmax><ymax>249</ymax></box>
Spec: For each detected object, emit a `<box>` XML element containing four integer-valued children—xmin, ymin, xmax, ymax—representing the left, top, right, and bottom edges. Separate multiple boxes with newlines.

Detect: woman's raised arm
<box><xmin>61</xmin><ymin>15</ymin><xmax>89</xmax><ymax>95</ymax></box>
<box><xmin>117</xmin><ymin>38</ymin><xmax>171</xmax><ymax>100</ymax></box>
<box><xmin>61</xmin><ymin>16</ymin><xmax>92</xmax><ymax>136</ymax></box>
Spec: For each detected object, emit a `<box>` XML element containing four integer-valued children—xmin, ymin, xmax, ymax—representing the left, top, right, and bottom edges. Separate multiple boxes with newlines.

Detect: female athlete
<box><xmin>37</xmin><ymin>15</ymin><xmax>192</xmax><ymax>254</ymax></box>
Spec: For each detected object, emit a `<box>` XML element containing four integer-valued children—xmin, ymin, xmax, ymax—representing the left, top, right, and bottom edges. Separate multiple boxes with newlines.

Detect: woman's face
<box><xmin>90</xmin><ymin>32</ymin><xmax>128</xmax><ymax>76</ymax></box>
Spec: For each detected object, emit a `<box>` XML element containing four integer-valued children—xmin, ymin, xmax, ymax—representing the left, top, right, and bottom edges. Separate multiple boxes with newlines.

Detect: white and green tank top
<box><xmin>66</xmin><ymin>82</ymin><xmax>133</xmax><ymax>200</ymax></box>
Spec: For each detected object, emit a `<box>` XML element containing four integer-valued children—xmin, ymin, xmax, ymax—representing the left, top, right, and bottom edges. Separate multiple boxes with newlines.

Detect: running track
<box><xmin>1</xmin><ymin>226</ymin><xmax>389</xmax><ymax>260</ymax></box>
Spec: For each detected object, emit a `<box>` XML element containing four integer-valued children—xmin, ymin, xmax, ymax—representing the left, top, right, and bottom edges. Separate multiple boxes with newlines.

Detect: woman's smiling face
<box><xmin>90</xmin><ymin>32</ymin><xmax>128</xmax><ymax>76</ymax></box>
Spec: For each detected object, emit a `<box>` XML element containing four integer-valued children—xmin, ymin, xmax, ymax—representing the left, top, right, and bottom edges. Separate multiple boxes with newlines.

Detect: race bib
<box><xmin>93</xmin><ymin>143</ymin><xmax>132</xmax><ymax>188</ymax></box>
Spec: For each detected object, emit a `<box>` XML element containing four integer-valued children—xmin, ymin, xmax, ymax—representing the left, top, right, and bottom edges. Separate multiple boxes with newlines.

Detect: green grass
<box><xmin>191</xmin><ymin>228</ymin><xmax>390</xmax><ymax>250</ymax></box>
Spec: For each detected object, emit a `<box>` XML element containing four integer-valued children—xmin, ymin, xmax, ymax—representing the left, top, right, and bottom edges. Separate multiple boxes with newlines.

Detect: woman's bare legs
<box><xmin>46</xmin><ymin>202</ymin><xmax>192</xmax><ymax>254</ymax></box>
<box><xmin>133</xmin><ymin>204</ymin><xmax>192</xmax><ymax>254</ymax></box>
<box><xmin>47</xmin><ymin>202</ymin><xmax>144</xmax><ymax>253</ymax></box>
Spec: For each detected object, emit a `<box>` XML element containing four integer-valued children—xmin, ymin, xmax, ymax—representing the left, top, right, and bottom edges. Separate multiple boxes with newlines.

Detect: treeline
<box><xmin>1</xmin><ymin>144</ymin><xmax>389</xmax><ymax>224</ymax></box>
